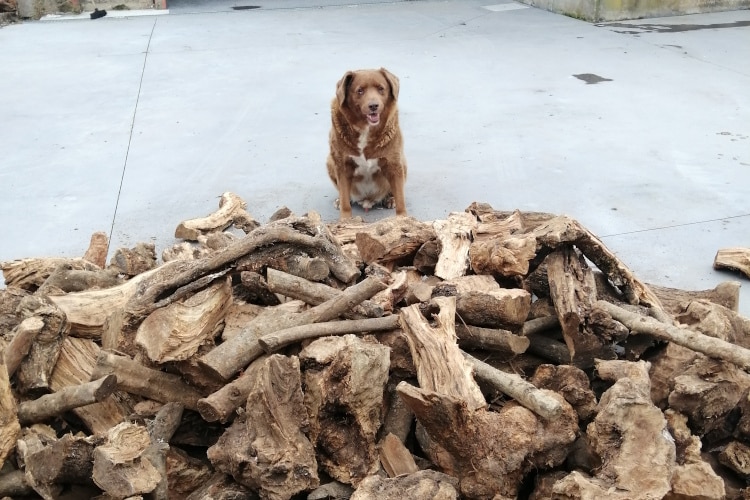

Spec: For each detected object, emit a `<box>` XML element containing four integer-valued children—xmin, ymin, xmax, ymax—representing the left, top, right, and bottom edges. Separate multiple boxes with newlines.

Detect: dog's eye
<box><xmin>377</xmin><ymin>85</ymin><xmax>385</xmax><ymax>93</ymax></box>
<box><xmin>356</xmin><ymin>88</ymin><xmax>364</xmax><ymax>96</ymax></box>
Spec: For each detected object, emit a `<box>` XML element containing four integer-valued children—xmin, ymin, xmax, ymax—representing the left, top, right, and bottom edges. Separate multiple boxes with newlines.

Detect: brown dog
<box><xmin>327</xmin><ymin>68</ymin><xmax>407</xmax><ymax>219</ymax></box>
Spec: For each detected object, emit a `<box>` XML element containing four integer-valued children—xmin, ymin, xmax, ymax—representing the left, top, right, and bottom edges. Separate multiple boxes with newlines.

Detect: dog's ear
<box><xmin>335</xmin><ymin>71</ymin><xmax>354</xmax><ymax>106</ymax></box>
<box><xmin>380</xmin><ymin>68</ymin><xmax>400</xmax><ymax>101</ymax></box>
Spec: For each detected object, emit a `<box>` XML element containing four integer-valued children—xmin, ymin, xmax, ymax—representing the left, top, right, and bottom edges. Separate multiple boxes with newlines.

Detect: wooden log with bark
<box><xmin>4</xmin><ymin>316</ymin><xmax>44</xmax><ymax>376</ymax></box>
<box><xmin>109</xmin><ymin>242</ymin><xmax>157</xmax><ymax>276</ymax></box>
<box><xmin>175</xmin><ymin>192</ymin><xmax>259</xmax><ymax>240</ymax></box>
<box><xmin>17</xmin><ymin>375</ymin><xmax>118</xmax><ymax>425</ymax></box>
<box><xmin>0</xmin><ymin>356</ymin><xmax>19</xmax><ymax>470</ymax></box>
<box><xmin>353</xmin><ymin>216</ymin><xmax>435</xmax><ymax>264</ymax></box>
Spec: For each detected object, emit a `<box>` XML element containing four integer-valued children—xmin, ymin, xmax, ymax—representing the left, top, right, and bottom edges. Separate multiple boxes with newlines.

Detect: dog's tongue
<box><xmin>367</xmin><ymin>113</ymin><xmax>380</xmax><ymax>125</ymax></box>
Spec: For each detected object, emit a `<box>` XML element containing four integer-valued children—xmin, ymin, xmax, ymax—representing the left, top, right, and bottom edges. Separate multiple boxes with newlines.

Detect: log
<box><xmin>236</xmin><ymin>245</ymin><xmax>331</xmax><ymax>282</ymax></box>
<box><xmin>197</xmin><ymin>355</ymin><xmax>269</xmax><ymax>424</ymax></box>
<box><xmin>442</xmin><ymin>288</ymin><xmax>531</xmax><ymax>330</ymax></box>
<box><xmin>1</xmin><ymin>257</ymin><xmax>100</xmax><ymax>291</ymax></box>
<box><xmin>547</xmin><ymin>246</ymin><xmax>615</xmax><ymax>368</ymax></box>
<box><xmin>199</xmin><ymin>275</ymin><xmax>386</xmax><ymax>381</ymax></box>
<box><xmin>144</xmin><ymin>402</ymin><xmax>184</xmax><ymax>500</ymax></box>
<box><xmin>37</xmin><ymin>263</ymin><xmax>121</xmax><ymax>294</ymax></box>
<box><xmin>184</xmin><ymin>472</ymin><xmax>255</xmax><ymax>500</ymax></box>
<box><xmin>135</xmin><ymin>278</ymin><xmax>232</xmax><ymax>363</ymax></box>
<box><xmin>714</xmin><ymin>247</ymin><xmax>750</xmax><ymax>278</ymax></box>
<box><xmin>0</xmin><ymin>470</ymin><xmax>35</xmax><ymax>497</ymax></box>
<box><xmin>433</xmin><ymin>212</ymin><xmax>477</xmax><ymax>280</ymax></box>
<box><xmin>238</xmin><ymin>270</ymin><xmax>281</xmax><ymax>306</ymax></box>
<box><xmin>175</xmin><ymin>192</ymin><xmax>258</xmax><ymax>240</ymax></box>
<box><xmin>379</xmin><ymin>433</ymin><xmax>418</xmax><ymax>478</ymax></box>
<box><xmin>0</xmin><ymin>356</ymin><xmax>19</xmax><ymax>470</ymax></box>
<box><xmin>207</xmin><ymin>355</ymin><xmax>319</xmax><ymax>497</ymax></box>
<box><xmin>259</xmin><ymin>315</ymin><xmax>400</xmax><ymax>353</ymax></box>
<box><xmin>596</xmin><ymin>300</ymin><xmax>750</xmax><ymax>370</ymax></box>
<box><xmin>465</xmin><ymin>352</ymin><xmax>563</xmax><ymax>420</ymax></box>
<box><xmin>413</xmin><ymin>238</ymin><xmax>439</xmax><ymax>274</ymax></box>
<box><xmin>400</xmin><ymin>297</ymin><xmax>486</xmax><ymax>411</ymax></box>
<box><xmin>24</xmin><ymin>433</ymin><xmax>101</xmax><ymax>491</ymax></box>
<box><xmin>82</xmin><ymin>231</ymin><xmax>109</xmax><ymax>268</ymax></box>
<box><xmin>353</xmin><ymin>216</ymin><xmax>435</xmax><ymax>264</ymax></box>
<box><xmin>469</xmin><ymin>234</ymin><xmax>537</xmax><ymax>277</ymax></box>
<box><xmin>649</xmin><ymin>280</ymin><xmax>741</xmax><ymax>314</ymax></box>
<box><xmin>351</xmin><ymin>470</ymin><xmax>459</xmax><ymax>500</ymax></box>
<box><xmin>109</xmin><ymin>242</ymin><xmax>157</xmax><ymax>276</ymax></box>
<box><xmin>529</xmin><ymin>364</ymin><xmax>597</xmax><ymax>421</ymax></box>
<box><xmin>91</xmin><ymin>350</ymin><xmax>204</xmax><ymax>410</ymax></box>
<box><xmin>92</xmin><ymin>422</ymin><xmax>161</xmax><ymax>497</ymax></box>
<box><xmin>17</xmin><ymin>375</ymin><xmax>118</xmax><ymax>425</ymax></box>
<box><xmin>381</xmin><ymin>380</ymin><xmax>414</xmax><ymax>443</ymax></box>
<box><xmin>455</xmin><ymin>323</ymin><xmax>530</xmax><ymax>354</ymax></box>
<box><xmin>301</xmin><ymin>335</ymin><xmax>390</xmax><ymax>485</ymax></box>
<box><xmin>4</xmin><ymin>316</ymin><xmax>44</xmax><ymax>376</ymax></box>
<box><xmin>265</xmin><ymin>267</ymin><xmax>383</xmax><ymax>319</ymax></box>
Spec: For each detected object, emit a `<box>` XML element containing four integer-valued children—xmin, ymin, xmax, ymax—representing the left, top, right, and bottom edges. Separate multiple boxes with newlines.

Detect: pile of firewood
<box><xmin>1</xmin><ymin>191</ymin><xmax>750</xmax><ymax>500</ymax></box>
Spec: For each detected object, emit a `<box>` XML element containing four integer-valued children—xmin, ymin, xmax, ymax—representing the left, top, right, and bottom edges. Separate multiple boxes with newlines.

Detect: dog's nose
<box><xmin>368</xmin><ymin>103</ymin><xmax>379</xmax><ymax>112</ymax></box>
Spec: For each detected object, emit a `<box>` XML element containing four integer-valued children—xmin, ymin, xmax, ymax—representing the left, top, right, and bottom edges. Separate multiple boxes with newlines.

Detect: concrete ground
<box><xmin>1</xmin><ymin>1</ymin><xmax>749</xmax><ymax>316</ymax></box>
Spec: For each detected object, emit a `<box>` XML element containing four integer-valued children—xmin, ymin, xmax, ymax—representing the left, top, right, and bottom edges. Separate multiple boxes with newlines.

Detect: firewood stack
<box><xmin>1</xmin><ymin>191</ymin><xmax>749</xmax><ymax>499</ymax></box>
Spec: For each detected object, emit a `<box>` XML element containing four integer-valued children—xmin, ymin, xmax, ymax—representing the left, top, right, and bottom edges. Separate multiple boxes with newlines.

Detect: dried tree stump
<box><xmin>433</xmin><ymin>212</ymin><xmax>477</xmax><ymax>280</ymax></box>
<box><xmin>4</xmin><ymin>316</ymin><xmax>44</xmax><ymax>376</ymax></box>
<box><xmin>136</xmin><ymin>278</ymin><xmax>232</xmax><ymax>363</ymax></box>
<box><xmin>207</xmin><ymin>355</ymin><xmax>319</xmax><ymax>498</ymax></box>
<box><xmin>301</xmin><ymin>335</ymin><xmax>390</xmax><ymax>485</ymax></box>
<box><xmin>17</xmin><ymin>375</ymin><xmax>118</xmax><ymax>425</ymax></box>
<box><xmin>714</xmin><ymin>247</ymin><xmax>750</xmax><ymax>278</ymax></box>
<box><xmin>354</xmin><ymin>216</ymin><xmax>435</xmax><ymax>264</ymax></box>
<box><xmin>92</xmin><ymin>422</ymin><xmax>161</xmax><ymax>497</ymax></box>
<box><xmin>83</xmin><ymin>231</ymin><xmax>109</xmax><ymax>268</ymax></box>
<box><xmin>175</xmin><ymin>192</ymin><xmax>258</xmax><ymax>240</ymax></box>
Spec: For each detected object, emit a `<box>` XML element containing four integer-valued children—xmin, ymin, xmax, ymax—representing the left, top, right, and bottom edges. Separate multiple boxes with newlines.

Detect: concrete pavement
<box><xmin>1</xmin><ymin>1</ymin><xmax>749</xmax><ymax>315</ymax></box>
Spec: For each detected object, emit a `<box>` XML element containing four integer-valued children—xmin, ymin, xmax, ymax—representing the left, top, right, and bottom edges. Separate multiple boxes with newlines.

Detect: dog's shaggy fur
<box><xmin>326</xmin><ymin>68</ymin><xmax>407</xmax><ymax>219</ymax></box>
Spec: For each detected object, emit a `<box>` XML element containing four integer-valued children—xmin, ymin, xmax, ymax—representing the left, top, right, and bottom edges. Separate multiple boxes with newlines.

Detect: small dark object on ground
<box><xmin>90</xmin><ymin>8</ymin><xmax>106</xmax><ymax>19</ymax></box>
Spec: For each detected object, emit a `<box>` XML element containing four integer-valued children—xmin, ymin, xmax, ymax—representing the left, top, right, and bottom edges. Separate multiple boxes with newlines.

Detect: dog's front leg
<box><xmin>337</xmin><ymin>170</ymin><xmax>354</xmax><ymax>219</ymax></box>
<box><xmin>385</xmin><ymin>165</ymin><xmax>407</xmax><ymax>216</ymax></box>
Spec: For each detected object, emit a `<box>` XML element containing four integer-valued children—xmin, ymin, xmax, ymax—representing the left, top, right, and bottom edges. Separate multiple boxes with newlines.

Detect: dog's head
<box><xmin>335</xmin><ymin>68</ymin><xmax>399</xmax><ymax>127</ymax></box>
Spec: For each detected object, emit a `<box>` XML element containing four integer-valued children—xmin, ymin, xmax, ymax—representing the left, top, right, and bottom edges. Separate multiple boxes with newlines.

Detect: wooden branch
<box><xmin>16</xmin><ymin>297</ymin><xmax>69</xmax><ymax>393</ymax></box>
<box><xmin>522</xmin><ymin>315</ymin><xmax>560</xmax><ymax>336</ymax></box>
<box><xmin>175</xmin><ymin>192</ymin><xmax>258</xmax><ymax>240</ymax></box>
<box><xmin>259</xmin><ymin>315</ymin><xmax>400</xmax><ymax>353</ymax></box>
<box><xmin>4</xmin><ymin>316</ymin><xmax>44</xmax><ymax>376</ymax></box>
<box><xmin>24</xmin><ymin>433</ymin><xmax>101</xmax><ymax>490</ymax></box>
<box><xmin>199</xmin><ymin>276</ymin><xmax>386</xmax><ymax>380</ymax></box>
<box><xmin>197</xmin><ymin>356</ymin><xmax>267</xmax><ymax>424</ymax></box>
<box><xmin>714</xmin><ymin>247</ymin><xmax>750</xmax><ymax>278</ymax></box>
<box><xmin>145</xmin><ymin>402</ymin><xmax>184</xmax><ymax>500</ymax></box>
<box><xmin>1</xmin><ymin>257</ymin><xmax>100</xmax><ymax>291</ymax></box>
<box><xmin>455</xmin><ymin>324</ymin><xmax>530</xmax><ymax>354</ymax></box>
<box><xmin>464</xmin><ymin>352</ymin><xmax>563</xmax><ymax>420</ymax></box>
<box><xmin>38</xmin><ymin>263</ymin><xmax>121</xmax><ymax>294</ymax></box>
<box><xmin>595</xmin><ymin>300</ymin><xmax>750</xmax><ymax>370</ymax></box>
<box><xmin>354</xmin><ymin>216</ymin><xmax>435</xmax><ymax>264</ymax></box>
<box><xmin>91</xmin><ymin>351</ymin><xmax>204</xmax><ymax>410</ymax></box>
<box><xmin>266</xmin><ymin>267</ymin><xmax>383</xmax><ymax>318</ymax></box>
<box><xmin>433</xmin><ymin>212</ymin><xmax>477</xmax><ymax>280</ymax></box>
<box><xmin>17</xmin><ymin>375</ymin><xmax>118</xmax><ymax>425</ymax></box>
<box><xmin>236</xmin><ymin>245</ymin><xmax>331</xmax><ymax>282</ymax></box>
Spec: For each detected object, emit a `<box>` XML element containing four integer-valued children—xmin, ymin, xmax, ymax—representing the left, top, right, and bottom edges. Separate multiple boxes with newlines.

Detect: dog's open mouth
<box><xmin>367</xmin><ymin>112</ymin><xmax>380</xmax><ymax>125</ymax></box>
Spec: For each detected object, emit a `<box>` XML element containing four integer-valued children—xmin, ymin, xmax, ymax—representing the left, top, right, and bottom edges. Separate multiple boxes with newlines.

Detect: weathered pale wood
<box><xmin>175</xmin><ymin>192</ymin><xmax>258</xmax><ymax>240</ymax></box>
<box><xmin>379</xmin><ymin>433</ymin><xmax>419</xmax><ymax>477</ymax></box>
<box><xmin>433</xmin><ymin>212</ymin><xmax>477</xmax><ymax>280</ymax></box>
<box><xmin>1</xmin><ymin>257</ymin><xmax>100</xmax><ymax>291</ymax></box>
<box><xmin>136</xmin><ymin>278</ymin><xmax>232</xmax><ymax>363</ymax></box>
<box><xmin>455</xmin><ymin>323</ymin><xmax>530</xmax><ymax>354</ymax></box>
<box><xmin>714</xmin><ymin>247</ymin><xmax>750</xmax><ymax>278</ymax></box>
<box><xmin>199</xmin><ymin>276</ymin><xmax>386</xmax><ymax>381</ymax></box>
<box><xmin>596</xmin><ymin>300</ymin><xmax>750</xmax><ymax>370</ymax></box>
<box><xmin>92</xmin><ymin>422</ymin><xmax>161</xmax><ymax>497</ymax></box>
<box><xmin>91</xmin><ymin>350</ymin><xmax>204</xmax><ymax>410</ymax></box>
<box><xmin>236</xmin><ymin>245</ymin><xmax>331</xmax><ymax>282</ymax></box>
<box><xmin>24</xmin><ymin>433</ymin><xmax>101</xmax><ymax>493</ymax></box>
<box><xmin>109</xmin><ymin>242</ymin><xmax>157</xmax><ymax>276</ymax></box>
<box><xmin>17</xmin><ymin>375</ymin><xmax>118</xmax><ymax>425</ymax></box>
<box><xmin>354</xmin><ymin>216</ymin><xmax>435</xmax><ymax>264</ymax></box>
<box><xmin>301</xmin><ymin>335</ymin><xmax>390</xmax><ymax>485</ymax></box>
<box><xmin>4</xmin><ymin>316</ymin><xmax>44</xmax><ymax>376</ymax></box>
<box><xmin>469</xmin><ymin>234</ymin><xmax>537</xmax><ymax>277</ymax></box>
<box><xmin>0</xmin><ymin>356</ymin><xmax>19</xmax><ymax>470</ymax></box>
<box><xmin>207</xmin><ymin>355</ymin><xmax>319</xmax><ymax>497</ymax></box>
<box><xmin>648</xmin><ymin>280</ymin><xmax>741</xmax><ymax>314</ymax></box>
<box><xmin>83</xmin><ymin>231</ymin><xmax>109</xmax><ymax>268</ymax></box>
<box><xmin>465</xmin><ymin>352</ymin><xmax>563</xmax><ymax>420</ymax></box>
<box><xmin>144</xmin><ymin>402</ymin><xmax>184</xmax><ymax>500</ymax></box>
<box><xmin>351</xmin><ymin>470</ymin><xmax>459</xmax><ymax>500</ymax></box>
<box><xmin>197</xmin><ymin>356</ymin><xmax>268</xmax><ymax>424</ymax></box>
<box><xmin>400</xmin><ymin>297</ymin><xmax>485</xmax><ymax>411</ymax></box>
<box><xmin>38</xmin><ymin>263</ymin><xmax>121</xmax><ymax>294</ymax></box>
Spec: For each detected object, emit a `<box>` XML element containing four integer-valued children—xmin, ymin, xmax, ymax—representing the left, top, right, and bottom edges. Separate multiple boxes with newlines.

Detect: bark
<box><xmin>433</xmin><ymin>212</ymin><xmax>477</xmax><ymax>280</ymax></box>
<box><xmin>455</xmin><ymin>323</ymin><xmax>530</xmax><ymax>354</ymax></box>
<box><xmin>1</xmin><ymin>257</ymin><xmax>100</xmax><ymax>291</ymax></box>
<box><xmin>4</xmin><ymin>316</ymin><xmax>44</xmax><ymax>376</ymax></box>
<box><xmin>714</xmin><ymin>247</ymin><xmax>750</xmax><ymax>278</ymax></box>
<box><xmin>17</xmin><ymin>375</ymin><xmax>118</xmax><ymax>424</ymax></box>
<box><xmin>38</xmin><ymin>263</ymin><xmax>121</xmax><ymax>294</ymax></box>
<box><xmin>144</xmin><ymin>402</ymin><xmax>184</xmax><ymax>500</ymax></box>
<box><xmin>301</xmin><ymin>335</ymin><xmax>390</xmax><ymax>486</ymax></box>
<box><xmin>109</xmin><ymin>242</ymin><xmax>157</xmax><ymax>276</ymax></box>
<box><xmin>24</xmin><ymin>433</ymin><xmax>101</xmax><ymax>490</ymax></box>
<box><xmin>92</xmin><ymin>422</ymin><xmax>161</xmax><ymax>497</ymax></box>
<box><xmin>379</xmin><ymin>432</ymin><xmax>418</xmax><ymax>477</ymax></box>
<box><xmin>354</xmin><ymin>216</ymin><xmax>435</xmax><ymax>264</ymax></box>
<box><xmin>175</xmin><ymin>192</ymin><xmax>259</xmax><ymax>240</ymax></box>
<box><xmin>237</xmin><ymin>245</ymin><xmax>330</xmax><ymax>282</ymax></box>
<box><xmin>351</xmin><ymin>470</ymin><xmax>459</xmax><ymax>500</ymax></box>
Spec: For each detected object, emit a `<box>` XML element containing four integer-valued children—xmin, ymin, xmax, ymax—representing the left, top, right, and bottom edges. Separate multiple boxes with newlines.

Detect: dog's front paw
<box><xmin>333</xmin><ymin>198</ymin><xmax>341</xmax><ymax>210</ymax></box>
<box><xmin>383</xmin><ymin>195</ymin><xmax>396</xmax><ymax>209</ymax></box>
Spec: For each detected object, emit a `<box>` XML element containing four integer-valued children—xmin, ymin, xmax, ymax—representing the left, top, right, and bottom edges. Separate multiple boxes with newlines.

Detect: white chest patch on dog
<box><xmin>349</xmin><ymin>127</ymin><xmax>382</xmax><ymax>209</ymax></box>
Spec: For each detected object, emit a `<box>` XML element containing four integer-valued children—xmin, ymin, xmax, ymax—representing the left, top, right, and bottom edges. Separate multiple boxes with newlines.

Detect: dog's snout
<box><xmin>368</xmin><ymin>102</ymin><xmax>379</xmax><ymax>112</ymax></box>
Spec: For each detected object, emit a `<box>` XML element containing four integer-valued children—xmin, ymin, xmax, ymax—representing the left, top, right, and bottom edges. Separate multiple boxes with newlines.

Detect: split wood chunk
<box><xmin>15</xmin><ymin>296</ymin><xmax>69</xmax><ymax>393</ymax></box>
<box><xmin>674</xmin><ymin>298</ymin><xmax>750</xmax><ymax>348</ymax></box>
<box><xmin>714</xmin><ymin>247</ymin><xmax>750</xmax><ymax>278</ymax></box>
<box><xmin>92</xmin><ymin>422</ymin><xmax>161</xmax><ymax>497</ymax></box>
<box><xmin>379</xmin><ymin>433</ymin><xmax>419</xmax><ymax>477</ymax></box>
<box><xmin>433</xmin><ymin>212</ymin><xmax>477</xmax><ymax>280</ymax></box>
<box><xmin>465</xmin><ymin>352</ymin><xmax>563</xmax><ymax>420</ymax></box>
<box><xmin>530</xmin><ymin>364</ymin><xmax>597</xmax><ymax>422</ymax></box>
<box><xmin>381</xmin><ymin>381</ymin><xmax>415</xmax><ymax>443</ymax></box>
<box><xmin>17</xmin><ymin>375</ymin><xmax>118</xmax><ymax>425</ymax></box>
<box><xmin>4</xmin><ymin>316</ymin><xmax>44</xmax><ymax>376</ymax></box>
<box><xmin>37</xmin><ymin>263</ymin><xmax>121</xmax><ymax>294</ymax></box>
<box><xmin>596</xmin><ymin>300</ymin><xmax>750</xmax><ymax>370</ymax></box>
<box><xmin>351</xmin><ymin>470</ymin><xmax>459</xmax><ymax>500</ymax></box>
<box><xmin>400</xmin><ymin>297</ymin><xmax>485</xmax><ymax>411</ymax></box>
<box><xmin>199</xmin><ymin>275</ymin><xmax>386</xmax><ymax>381</ymax></box>
<box><xmin>91</xmin><ymin>350</ymin><xmax>204</xmax><ymax>411</ymax></box>
<box><xmin>236</xmin><ymin>244</ymin><xmax>331</xmax><ymax>282</ymax></box>
<box><xmin>0</xmin><ymin>356</ymin><xmax>20</xmax><ymax>470</ymax></box>
<box><xmin>547</xmin><ymin>246</ymin><xmax>616</xmax><ymax>368</ymax></box>
<box><xmin>184</xmin><ymin>472</ymin><xmax>255</xmax><ymax>500</ymax></box>
<box><xmin>109</xmin><ymin>242</ymin><xmax>157</xmax><ymax>276</ymax></box>
<box><xmin>24</xmin><ymin>433</ymin><xmax>102</xmax><ymax>494</ymax></box>
<box><xmin>469</xmin><ymin>234</ymin><xmax>537</xmax><ymax>277</ymax></box>
<box><xmin>301</xmin><ymin>335</ymin><xmax>390</xmax><ymax>486</ymax></box>
<box><xmin>413</xmin><ymin>238</ymin><xmax>439</xmax><ymax>273</ymax></box>
<box><xmin>649</xmin><ymin>280</ymin><xmax>741</xmax><ymax>314</ymax></box>
<box><xmin>455</xmin><ymin>324</ymin><xmax>530</xmax><ymax>354</ymax></box>
<box><xmin>136</xmin><ymin>278</ymin><xmax>232</xmax><ymax>363</ymax></box>
<box><xmin>354</xmin><ymin>216</ymin><xmax>435</xmax><ymax>264</ymax></box>
<box><xmin>0</xmin><ymin>469</ymin><xmax>35</xmax><ymax>498</ymax></box>
<box><xmin>207</xmin><ymin>355</ymin><xmax>319</xmax><ymax>498</ymax></box>
<box><xmin>1</xmin><ymin>257</ymin><xmax>100</xmax><ymax>291</ymax></box>
<box><xmin>197</xmin><ymin>355</ymin><xmax>269</xmax><ymax>424</ymax></box>
<box><xmin>144</xmin><ymin>402</ymin><xmax>184</xmax><ymax>500</ymax></box>
<box><xmin>553</xmin><ymin>360</ymin><xmax>675</xmax><ymax>499</ymax></box>
<box><xmin>466</xmin><ymin>203</ymin><xmax>557</xmax><ymax>228</ymax></box>
<box><xmin>265</xmin><ymin>267</ymin><xmax>384</xmax><ymax>319</ymax></box>
<box><xmin>175</xmin><ymin>192</ymin><xmax>258</xmax><ymax>240</ymax></box>
<box><xmin>471</xmin><ymin>208</ymin><xmax>527</xmax><ymax>241</ymax></box>
<box><xmin>164</xmin><ymin>448</ymin><xmax>215</xmax><ymax>500</ymax></box>
<box><xmin>369</xmin><ymin>269</ymin><xmax>409</xmax><ymax>313</ymax></box>
<box><xmin>83</xmin><ymin>231</ymin><xmax>109</xmax><ymax>268</ymax></box>
<box><xmin>397</xmin><ymin>382</ymin><xmax>577</xmax><ymax>499</ymax></box>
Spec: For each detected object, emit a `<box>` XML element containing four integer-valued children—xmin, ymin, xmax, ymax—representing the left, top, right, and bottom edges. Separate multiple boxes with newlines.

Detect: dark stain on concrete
<box><xmin>573</xmin><ymin>73</ymin><xmax>613</xmax><ymax>84</ymax></box>
<box><xmin>601</xmin><ymin>20</ymin><xmax>750</xmax><ymax>33</ymax></box>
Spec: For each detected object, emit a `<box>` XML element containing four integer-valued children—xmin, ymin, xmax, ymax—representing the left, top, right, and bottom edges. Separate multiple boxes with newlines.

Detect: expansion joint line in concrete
<box><xmin>107</xmin><ymin>17</ymin><xmax>158</xmax><ymax>258</ymax></box>
<box><xmin>600</xmin><ymin>213</ymin><xmax>750</xmax><ymax>238</ymax></box>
